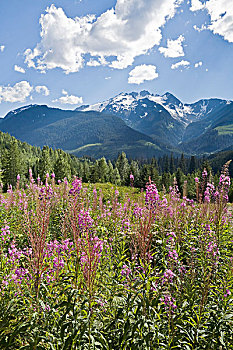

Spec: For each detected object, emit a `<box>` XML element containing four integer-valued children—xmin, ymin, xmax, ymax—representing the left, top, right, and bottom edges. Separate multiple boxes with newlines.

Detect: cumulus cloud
<box><xmin>191</xmin><ymin>0</ymin><xmax>233</xmax><ymax>43</ymax></box>
<box><xmin>25</xmin><ymin>1</ymin><xmax>181</xmax><ymax>73</ymax></box>
<box><xmin>193</xmin><ymin>24</ymin><xmax>206</xmax><ymax>32</ymax></box>
<box><xmin>0</xmin><ymin>45</ymin><xmax>5</xmax><ymax>52</ymax></box>
<box><xmin>159</xmin><ymin>35</ymin><xmax>185</xmax><ymax>58</ymax></box>
<box><xmin>14</xmin><ymin>65</ymin><xmax>26</xmax><ymax>74</ymax></box>
<box><xmin>87</xmin><ymin>59</ymin><xmax>101</xmax><ymax>67</ymax></box>
<box><xmin>53</xmin><ymin>90</ymin><xmax>83</xmax><ymax>104</ymax></box>
<box><xmin>128</xmin><ymin>64</ymin><xmax>158</xmax><ymax>84</ymax></box>
<box><xmin>190</xmin><ymin>0</ymin><xmax>205</xmax><ymax>12</ymax></box>
<box><xmin>171</xmin><ymin>60</ymin><xmax>190</xmax><ymax>69</ymax></box>
<box><xmin>0</xmin><ymin>81</ymin><xmax>33</xmax><ymax>103</ymax></box>
<box><xmin>194</xmin><ymin>61</ymin><xmax>203</xmax><ymax>68</ymax></box>
<box><xmin>35</xmin><ymin>85</ymin><xmax>50</xmax><ymax>96</ymax></box>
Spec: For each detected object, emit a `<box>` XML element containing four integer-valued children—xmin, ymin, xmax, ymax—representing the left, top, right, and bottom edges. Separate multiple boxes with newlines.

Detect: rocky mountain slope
<box><xmin>77</xmin><ymin>91</ymin><xmax>233</xmax><ymax>153</ymax></box>
<box><xmin>0</xmin><ymin>91</ymin><xmax>233</xmax><ymax>159</ymax></box>
<box><xmin>0</xmin><ymin>105</ymin><xmax>167</xmax><ymax>159</ymax></box>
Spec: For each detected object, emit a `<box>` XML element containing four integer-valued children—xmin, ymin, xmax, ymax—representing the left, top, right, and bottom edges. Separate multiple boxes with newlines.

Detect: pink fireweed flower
<box><xmin>168</xmin><ymin>249</ymin><xmax>178</xmax><ymax>260</ymax></box>
<box><xmin>160</xmin><ymin>294</ymin><xmax>177</xmax><ymax>311</ymax></box>
<box><xmin>202</xmin><ymin>169</ymin><xmax>208</xmax><ymax>178</ymax></box>
<box><xmin>224</xmin><ymin>289</ymin><xmax>231</xmax><ymax>297</ymax></box>
<box><xmin>69</xmin><ymin>178</ymin><xmax>82</xmax><ymax>196</ymax></box>
<box><xmin>145</xmin><ymin>183</ymin><xmax>159</xmax><ymax>209</ymax></box>
<box><xmin>163</xmin><ymin>269</ymin><xmax>175</xmax><ymax>281</ymax></box>
<box><xmin>121</xmin><ymin>264</ymin><xmax>132</xmax><ymax>277</ymax></box>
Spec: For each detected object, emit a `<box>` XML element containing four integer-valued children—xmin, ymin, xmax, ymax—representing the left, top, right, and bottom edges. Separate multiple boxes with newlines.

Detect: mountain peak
<box><xmin>162</xmin><ymin>92</ymin><xmax>182</xmax><ymax>106</ymax></box>
<box><xmin>139</xmin><ymin>90</ymin><xmax>151</xmax><ymax>97</ymax></box>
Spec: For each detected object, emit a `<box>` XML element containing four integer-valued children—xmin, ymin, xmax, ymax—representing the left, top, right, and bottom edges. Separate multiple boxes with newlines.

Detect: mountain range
<box><xmin>0</xmin><ymin>90</ymin><xmax>233</xmax><ymax>159</ymax></box>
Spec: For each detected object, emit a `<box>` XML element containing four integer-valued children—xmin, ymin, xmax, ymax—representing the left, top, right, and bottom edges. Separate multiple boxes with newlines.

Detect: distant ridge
<box><xmin>0</xmin><ymin>91</ymin><xmax>233</xmax><ymax>158</ymax></box>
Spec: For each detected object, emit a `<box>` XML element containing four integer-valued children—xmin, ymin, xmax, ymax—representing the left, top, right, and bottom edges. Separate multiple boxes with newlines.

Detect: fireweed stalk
<box><xmin>22</xmin><ymin>184</ymin><xmax>52</xmax><ymax>297</ymax></box>
<box><xmin>130</xmin><ymin>181</ymin><xmax>158</xmax><ymax>269</ymax></box>
<box><xmin>0</xmin><ymin>168</ymin><xmax>232</xmax><ymax>348</ymax></box>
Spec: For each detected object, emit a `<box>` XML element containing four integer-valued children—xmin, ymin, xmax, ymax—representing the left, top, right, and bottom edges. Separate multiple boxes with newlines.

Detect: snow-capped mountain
<box><xmin>76</xmin><ymin>91</ymin><xmax>232</xmax><ymax>148</ymax></box>
<box><xmin>76</xmin><ymin>91</ymin><xmax>231</xmax><ymax>127</ymax></box>
<box><xmin>1</xmin><ymin>91</ymin><xmax>233</xmax><ymax>157</ymax></box>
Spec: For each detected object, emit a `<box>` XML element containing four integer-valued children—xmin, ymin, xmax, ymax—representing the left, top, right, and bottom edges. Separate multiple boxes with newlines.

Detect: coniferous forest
<box><xmin>1</xmin><ymin>131</ymin><xmax>233</xmax><ymax>201</ymax></box>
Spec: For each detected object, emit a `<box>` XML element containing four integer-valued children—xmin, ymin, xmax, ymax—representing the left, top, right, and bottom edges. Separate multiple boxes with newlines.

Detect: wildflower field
<box><xmin>0</xmin><ymin>168</ymin><xmax>233</xmax><ymax>349</ymax></box>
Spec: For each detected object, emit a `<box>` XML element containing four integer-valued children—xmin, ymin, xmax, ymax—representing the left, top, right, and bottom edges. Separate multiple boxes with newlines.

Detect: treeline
<box><xmin>0</xmin><ymin>131</ymin><xmax>232</xmax><ymax>199</ymax></box>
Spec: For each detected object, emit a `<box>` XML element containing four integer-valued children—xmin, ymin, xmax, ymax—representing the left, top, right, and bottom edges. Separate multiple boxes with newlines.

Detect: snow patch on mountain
<box><xmin>76</xmin><ymin>91</ymin><xmax>231</xmax><ymax>128</ymax></box>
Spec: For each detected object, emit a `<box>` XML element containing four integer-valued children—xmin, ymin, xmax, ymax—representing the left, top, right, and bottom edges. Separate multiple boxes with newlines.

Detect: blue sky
<box><xmin>0</xmin><ymin>0</ymin><xmax>233</xmax><ymax>116</ymax></box>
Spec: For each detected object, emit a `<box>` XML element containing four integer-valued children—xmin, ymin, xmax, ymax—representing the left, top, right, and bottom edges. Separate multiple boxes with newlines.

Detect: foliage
<box><xmin>0</xmin><ymin>166</ymin><xmax>232</xmax><ymax>349</ymax></box>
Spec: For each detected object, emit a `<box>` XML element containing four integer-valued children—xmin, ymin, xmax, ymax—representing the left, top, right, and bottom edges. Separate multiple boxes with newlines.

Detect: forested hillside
<box><xmin>2</xmin><ymin>130</ymin><xmax>233</xmax><ymax>200</ymax></box>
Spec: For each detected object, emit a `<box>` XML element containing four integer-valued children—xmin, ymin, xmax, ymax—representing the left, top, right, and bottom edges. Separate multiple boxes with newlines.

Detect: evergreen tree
<box><xmin>82</xmin><ymin>160</ymin><xmax>90</xmax><ymax>182</ymax></box>
<box><xmin>179</xmin><ymin>153</ymin><xmax>186</xmax><ymax>174</ymax></box>
<box><xmin>2</xmin><ymin>140</ymin><xmax>22</xmax><ymax>189</ymax></box>
<box><xmin>189</xmin><ymin>155</ymin><xmax>196</xmax><ymax>173</ymax></box>
<box><xmin>161</xmin><ymin>172</ymin><xmax>171</xmax><ymax>192</ymax></box>
<box><xmin>98</xmin><ymin>157</ymin><xmax>109</xmax><ymax>182</ymax></box>
<box><xmin>138</xmin><ymin>164</ymin><xmax>151</xmax><ymax>187</ymax></box>
<box><xmin>176</xmin><ymin>167</ymin><xmax>184</xmax><ymax>193</ymax></box>
<box><xmin>38</xmin><ymin>146</ymin><xmax>52</xmax><ymax>179</ymax></box>
<box><xmin>112</xmin><ymin>168</ymin><xmax>121</xmax><ymax>185</ymax></box>
<box><xmin>170</xmin><ymin>153</ymin><xmax>175</xmax><ymax>174</ymax></box>
<box><xmin>164</xmin><ymin>155</ymin><xmax>170</xmax><ymax>173</ymax></box>
<box><xmin>130</xmin><ymin>160</ymin><xmax>140</xmax><ymax>187</ymax></box>
<box><xmin>90</xmin><ymin>161</ymin><xmax>100</xmax><ymax>183</ymax></box>
<box><xmin>107</xmin><ymin>160</ymin><xmax>114</xmax><ymax>183</ymax></box>
<box><xmin>54</xmin><ymin>152</ymin><xmax>71</xmax><ymax>180</ymax></box>
<box><xmin>116</xmin><ymin>152</ymin><xmax>130</xmax><ymax>185</ymax></box>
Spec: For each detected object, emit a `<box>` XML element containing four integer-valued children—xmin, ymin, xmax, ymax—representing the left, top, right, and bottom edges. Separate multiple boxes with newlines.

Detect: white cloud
<box><xmin>105</xmin><ymin>76</ymin><xmax>111</xmax><ymax>80</ymax></box>
<box><xmin>35</xmin><ymin>85</ymin><xmax>50</xmax><ymax>96</ymax></box>
<box><xmin>194</xmin><ymin>61</ymin><xmax>203</xmax><ymax>68</ymax></box>
<box><xmin>128</xmin><ymin>64</ymin><xmax>158</xmax><ymax>84</ymax></box>
<box><xmin>25</xmin><ymin>1</ymin><xmax>181</xmax><ymax>73</ymax></box>
<box><xmin>87</xmin><ymin>59</ymin><xmax>101</xmax><ymax>67</ymax></box>
<box><xmin>190</xmin><ymin>0</ymin><xmax>205</xmax><ymax>12</ymax></box>
<box><xmin>14</xmin><ymin>65</ymin><xmax>26</xmax><ymax>74</ymax></box>
<box><xmin>0</xmin><ymin>81</ymin><xmax>33</xmax><ymax>103</ymax></box>
<box><xmin>53</xmin><ymin>91</ymin><xmax>83</xmax><ymax>105</ymax></box>
<box><xmin>171</xmin><ymin>60</ymin><xmax>190</xmax><ymax>69</ymax></box>
<box><xmin>191</xmin><ymin>0</ymin><xmax>233</xmax><ymax>43</ymax></box>
<box><xmin>0</xmin><ymin>45</ymin><xmax>5</xmax><ymax>52</ymax></box>
<box><xmin>206</xmin><ymin>0</ymin><xmax>233</xmax><ymax>42</ymax></box>
<box><xmin>193</xmin><ymin>24</ymin><xmax>206</xmax><ymax>32</ymax></box>
<box><xmin>159</xmin><ymin>35</ymin><xmax>185</xmax><ymax>58</ymax></box>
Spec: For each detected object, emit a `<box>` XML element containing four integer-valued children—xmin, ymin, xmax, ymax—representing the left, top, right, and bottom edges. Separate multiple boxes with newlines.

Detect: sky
<box><xmin>0</xmin><ymin>0</ymin><xmax>233</xmax><ymax>116</ymax></box>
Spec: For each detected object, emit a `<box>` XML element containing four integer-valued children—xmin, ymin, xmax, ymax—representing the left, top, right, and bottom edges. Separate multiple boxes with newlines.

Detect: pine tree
<box><xmin>98</xmin><ymin>157</ymin><xmax>109</xmax><ymax>182</ymax></box>
<box><xmin>176</xmin><ymin>167</ymin><xmax>184</xmax><ymax>193</ymax></box>
<box><xmin>90</xmin><ymin>161</ymin><xmax>100</xmax><ymax>183</ymax></box>
<box><xmin>164</xmin><ymin>155</ymin><xmax>170</xmax><ymax>173</ymax></box>
<box><xmin>54</xmin><ymin>152</ymin><xmax>71</xmax><ymax>180</ymax></box>
<box><xmin>38</xmin><ymin>146</ymin><xmax>52</xmax><ymax>180</ymax></box>
<box><xmin>170</xmin><ymin>153</ymin><xmax>175</xmax><ymax>174</ymax></box>
<box><xmin>112</xmin><ymin>168</ymin><xmax>121</xmax><ymax>185</ymax></box>
<box><xmin>189</xmin><ymin>155</ymin><xmax>196</xmax><ymax>173</ymax></box>
<box><xmin>179</xmin><ymin>153</ymin><xmax>186</xmax><ymax>174</ymax></box>
<box><xmin>107</xmin><ymin>160</ymin><xmax>114</xmax><ymax>183</ymax></box>
<box><xmin>2</xmin><ymin>140</ymin><xmax>22</xmax><ymax>189</ymax></box>
<box><xmin>161</xmin><ymin>172</ymin><xmax>171</xmax><ymax>192</ymax></box>
<box><xmin>115</xmin><ymin>152</ymin><xmax>130</xmax><ymax>185</ymax></box>
<box><xmin>130</xmin><ymin>160</ymin><xmax>140</xmax><ymax>186</ymax></box>
<box><xmin>82</xmin><ymin>160</ymin><xmax>90</xmax><ymax>182</ymax></box>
